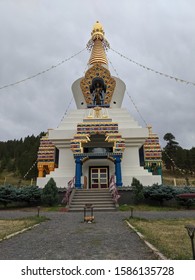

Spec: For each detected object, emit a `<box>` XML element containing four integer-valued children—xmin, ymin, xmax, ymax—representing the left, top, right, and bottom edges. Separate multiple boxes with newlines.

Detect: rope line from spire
<box><xmin>107</xmin><ymin>56</ymin><xmax>148</xmax><ymax>126</ymax></box>
<box><xmin>110</xmin><ymin>47</ymin><xmax>195</xmax><ymax>87</ymax></box>
<box><xmin>23</xmin><ymin>160</ymin><xmax>37</xmax><ymax>179</ymax></box>
<box><xmin>57</xmin><ymin>57</ymin><xmax>89</xmax><ymax>130</ymax></box>
<box><xmin>0</xmin><ymin>48</ymin><xmax>86</xmax><ymax>91</ymax></box>
<box><xmin>162</xmin><ymin>149</ymin><xmax>195</xmax><ymax>176</ymax></box>
<box><xmin>57</xmin><ymin>96</ymin><xmax>74</xmax><ymax>128</ymax></box>
<box><xmin>23</xmin><ymin>97</ymin><xmax>74</xmax><ymax>178</ymax></box>
<box><xmin>107</xmin><ymin>55</ymin><xmax>195</xmax><ymax>176</ymax></box>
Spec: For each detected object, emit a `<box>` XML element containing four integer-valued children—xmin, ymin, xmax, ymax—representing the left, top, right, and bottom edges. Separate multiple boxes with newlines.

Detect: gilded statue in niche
<box><xmin>90</xmin><ymin>77</ymin><xmax>106</xmax><ymax>106</ymax></box>
<box><xmin>80</xmin><ymin>63</ymin><xmax>116</xmax><ymax>105</ymax></box>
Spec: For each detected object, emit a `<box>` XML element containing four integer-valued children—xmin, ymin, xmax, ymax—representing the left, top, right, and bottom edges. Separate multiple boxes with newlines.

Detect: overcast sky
<box><xmin>0</xmin><ymin>0</ymin><xmax>195</xmax><ymax>149</ymax></box>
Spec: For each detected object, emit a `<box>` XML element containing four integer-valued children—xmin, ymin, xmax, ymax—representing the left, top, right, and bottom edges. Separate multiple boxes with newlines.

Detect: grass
<box><xmin>128</xmin><ymin>217</ymin><xmax>195</xmax><ymax>260</ymax></box>
<box><xmin>119</xmin><ymin>204</ymin><xmax>177</xmax><ymax>211</ymax></box>
<box><xmin>0</xmin><ymin>205</ymin><xmax>68</xmax><ymax>212</ymax></box>
<box><xmin>0</xmin><ymin>216</ymin><xmax>48</xmax><ymax>240</ymax></box>
<box><xmin>42</xmin><ymin>206</ymin><xmax>67</xmax><ymax>212</ymax></box>
<box><xmin>162</xmin><ymin>169</ymin><xmax>195</xmax><ymax>186</ymax></box>
<box><xmin>0</xmin><ymin>171</ymin><xmax>32</xmax><ymax>186</ymax></box>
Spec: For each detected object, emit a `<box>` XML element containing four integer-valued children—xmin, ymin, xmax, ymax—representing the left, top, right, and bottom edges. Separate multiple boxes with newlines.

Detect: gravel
<box><xmin>0</xmin><ymin>209</ymin><xmax>194</xmax><ymax>260</ymax></box>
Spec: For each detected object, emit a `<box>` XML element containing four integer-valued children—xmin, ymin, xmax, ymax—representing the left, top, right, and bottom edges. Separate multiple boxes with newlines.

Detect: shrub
<box><xmin>131</xmin><ymin>177</ymin><xmax>144</xmax><ymax>204</ymax></box>
<box><xmin>0</xmin><ymin>185</ymin><xmax>18</xmax><ymax>207</ymax></box>
<box><xmin>0</xmin><ymin>184</ymin><xmax>42</xmax><ymax>207</ymax></box>
<box><xmin>41</xmin><ymin>178</ymin><xmax>59</xmax><ymax>206</ymax></box>
<box><xmin>18</xmin><ymin>186</ymin><xmax>42</xmax><ymax>206</ymax></box>
<box><xmin>144</xmin><ymin>184</ymin><xmax>176</xmax><ymax>206</ymax></box>
<box><xmin>175</xmin><ymin>186</ymin><xmax>195</xmax><ymax>209</ymax></box>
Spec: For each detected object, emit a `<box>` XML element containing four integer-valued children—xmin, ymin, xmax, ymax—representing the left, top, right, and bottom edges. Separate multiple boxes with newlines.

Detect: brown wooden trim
<box><xmin>89</xmin><ymin>166</ymin><xmax>109</xmax><ymax>189</ymax></box>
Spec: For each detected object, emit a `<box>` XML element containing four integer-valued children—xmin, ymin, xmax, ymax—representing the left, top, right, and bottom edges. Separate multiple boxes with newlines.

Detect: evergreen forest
<box><xmin>0</xmin><ymin>133</ymin><xmax>45</xmax><ymax>180</ymax></box>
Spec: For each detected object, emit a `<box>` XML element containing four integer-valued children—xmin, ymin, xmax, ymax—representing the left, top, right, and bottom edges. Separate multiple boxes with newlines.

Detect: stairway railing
<box><xmin>109</xmin><ymin>175</ymin><xmax>120</xmax><ymax>203</ymax></box>
<box><xmin>62</xmin><ymin>177</ymin><xmax>75</xmax><ymax>205</ymax></box>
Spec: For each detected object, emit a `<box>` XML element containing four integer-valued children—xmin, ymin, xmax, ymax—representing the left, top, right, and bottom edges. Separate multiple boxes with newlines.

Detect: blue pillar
<box><xmin>157</xmin><ymin>167</ymin><xmax>162</xmax><ymax>176</ymax></box>
<box><xmin>114</xmin><ymin>155</ymin><xmax>123</xmax><ymax>187</ymax></box>
<box><xmin>75</xmin><ymin>156</ymin><xmax>82</xmax><ymax>189</ymax></box>
<box><xmin>147</xmin><ymin>167</ymin><xmax>152</xmax><ymax>173</ymax></box>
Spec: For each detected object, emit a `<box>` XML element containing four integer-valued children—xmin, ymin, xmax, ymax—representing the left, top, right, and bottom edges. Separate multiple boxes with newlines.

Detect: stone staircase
<box><xmin>68</xmin><ymin>189</ymin><xmax>117</xmax><ymax>212</ymax></box>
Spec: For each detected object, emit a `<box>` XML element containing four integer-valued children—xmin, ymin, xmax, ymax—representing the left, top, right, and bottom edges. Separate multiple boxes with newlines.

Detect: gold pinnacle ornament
<box><xmin>87</xmin><ymin>21</ymin><xmax>110</xmax><ymax>66</ymax></box>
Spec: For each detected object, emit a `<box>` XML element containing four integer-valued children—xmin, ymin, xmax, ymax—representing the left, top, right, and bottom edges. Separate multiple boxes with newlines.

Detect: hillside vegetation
<box><xmin>0</xmin><ymin>133</ymin><xmax>44</xmax><ymax>184</ymax></box>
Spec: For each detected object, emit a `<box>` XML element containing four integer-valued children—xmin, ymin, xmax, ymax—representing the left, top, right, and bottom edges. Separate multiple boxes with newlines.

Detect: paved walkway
<box><xmin>0</xmin><ymin>209</ymin><xmax>195</xmax><ymax>260</ymax></box>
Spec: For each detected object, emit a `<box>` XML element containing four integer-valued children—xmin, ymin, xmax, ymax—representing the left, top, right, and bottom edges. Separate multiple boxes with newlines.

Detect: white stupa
<box><xmin>37</xmin><ymin>21</ymin><xmax>162</xmax><ymax>188</ymax></box>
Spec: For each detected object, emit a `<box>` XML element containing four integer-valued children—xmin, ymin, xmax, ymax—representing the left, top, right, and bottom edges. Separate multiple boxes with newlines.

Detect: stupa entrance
<box><xmin>89</xmin><ymin>166</ymin><xmax>109</xmax><ymax>189</ymax></box>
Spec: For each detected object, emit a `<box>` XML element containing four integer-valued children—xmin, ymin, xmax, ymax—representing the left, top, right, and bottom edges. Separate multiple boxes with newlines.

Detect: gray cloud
<box><xmin>0</xmin><ymin>0</ymin><xmax>195</xmax><ymax>148</ymax></box>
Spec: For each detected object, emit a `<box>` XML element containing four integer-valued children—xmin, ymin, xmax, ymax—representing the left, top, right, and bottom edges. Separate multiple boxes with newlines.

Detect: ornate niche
<box><xmin>80</xmin><ymin>63</ymin><xmax>116</xmax><ymax>106</ymax></box>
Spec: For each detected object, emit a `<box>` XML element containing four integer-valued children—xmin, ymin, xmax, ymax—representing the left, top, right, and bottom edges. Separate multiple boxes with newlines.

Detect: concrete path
<box><xmin>0</xmin><ymin>209</ymin><xmax>194</xmax><ymax>260</ymax></box>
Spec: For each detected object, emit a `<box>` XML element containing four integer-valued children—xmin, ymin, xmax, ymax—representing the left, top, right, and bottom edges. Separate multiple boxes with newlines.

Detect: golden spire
<box><xmin>87</xmin><ymin>21</ymin><xmax>110</xmax><ymax>66</ymax></box>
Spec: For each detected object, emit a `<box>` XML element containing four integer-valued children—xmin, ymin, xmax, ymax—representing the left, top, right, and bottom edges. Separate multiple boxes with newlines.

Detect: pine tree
<box><xmin>41</xmin><ymin>178</ymin><xmax>59</xmax><ymax>206</ymax></box>
<box><xmin>163</xmin><ymin>133</ymin><xmax>179</xmax><ymax>171</ymax></box>
<box><xmin>131</xmin><ymin>177</ymin><xmax>144</xmax><ymax>204</ymax></box>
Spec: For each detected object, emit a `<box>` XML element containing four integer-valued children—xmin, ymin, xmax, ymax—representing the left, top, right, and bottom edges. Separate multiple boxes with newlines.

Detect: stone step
<box><xmin>74</xmin><ymin>194</ymin><xmax>112</xmax><ymax>197</ymax></box>
<box><xmin>72</xmin><ymin>202</ymin><xmax>114</xmax><ymax>205</ymax></box>
<box><xmin>70</xmin><ymin>204</ymin><xmax>115</xmax><ymax>208</ymax></box>
<box><xmin>68</xmin><ymin>207</ymin><xmax>116</xmax><ymax>212</ymax></box>
<box><xmin>71</xmin><ymin>197</ymin><xmax>114</xmax><ymax>203</ymax></box>
<box><xmin>72</xmin><ymin>198</ymin><xmax>114</xmax><ymax>203</ymax></box>
<box><xmin>69</xmin><ymin>204</ymin><xmax>116</xmax><ymax>208</ymax></box>
<box><xmin>74</xmin><ymin>195</ymin><xmax>112</xmax><ymax>199</ymax></box>
<box><xmin>74</xmin><ymin>195</ymin><xmax>111</xmax><ymax>198</ymax></box>
<box><xmin>71</xmin><ymin>202</ymin><xmax>115</xmax><ymax>206</ymax></box>
<box><xmin>68</xmin><ymin>188</ymin><xmax>116</xmax><ymax>212</ymax></box>
<box><xmin>76</xmin><ymin>190</ymin><xmax>110</xmax><ymax>194</ymax></box>
<box><xmin>74</xmin><ymin>190</ymin><xmax>111</xmax><ymax>194</ymax></box>
<box><xmin>72</xmin><ymin>197</ymin><xmax>113</xmax><ymax>201</ymax></box>
<box><xmin>76</xmin><ymin>189</ymin><xmax>110</xmax><ymax>192</ymax></box>
<box><xmin>75</xmin><ymin>190</ymin><xmax>110</xmax><ymax>192</ymax></box>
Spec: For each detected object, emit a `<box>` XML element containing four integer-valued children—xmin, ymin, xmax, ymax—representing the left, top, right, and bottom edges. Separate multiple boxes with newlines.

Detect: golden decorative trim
<box><xmin>85</xmin><ymin>108</ymin><xmax>109</xmax><ymax>119</ymax></box>
<box><xmin>77</xmin><ymin>121</ymin><xmax>118</xmax><ymax>126</ymax></box>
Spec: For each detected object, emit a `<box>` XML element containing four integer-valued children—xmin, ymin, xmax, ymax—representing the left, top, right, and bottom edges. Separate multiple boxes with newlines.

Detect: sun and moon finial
<box><xmin>91</xmin><ymin>21</ymin><xmax>105</xmax><ymax>41</ymax></box>
<box><xmin>87</xmin><ymin>21</ymin><xmax>110</xmax><ymax>52</ymax></box>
